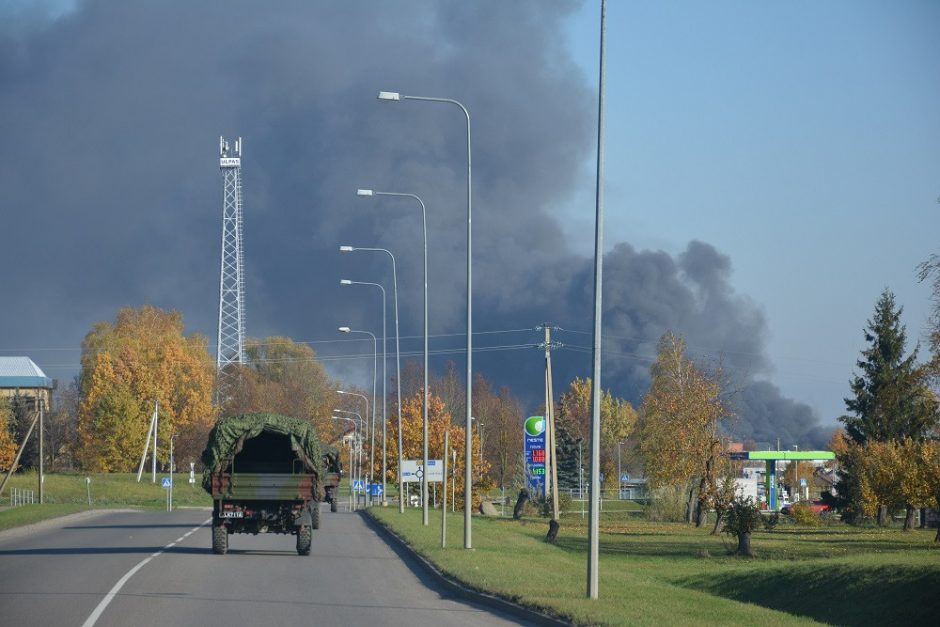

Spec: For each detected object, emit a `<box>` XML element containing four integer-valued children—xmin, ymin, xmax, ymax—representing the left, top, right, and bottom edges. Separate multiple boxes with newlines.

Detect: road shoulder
<box><xmin>361</xmin><ymin>510</ymin><xmax>572</xmax><ymax>627</ymax></box>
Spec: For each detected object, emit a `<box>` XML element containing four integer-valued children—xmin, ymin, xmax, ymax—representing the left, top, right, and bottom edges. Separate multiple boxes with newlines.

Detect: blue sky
<box><xmin>562</xmin><ymin>1</ymin><xmax>940</xmax><ymax>424</ymax></box>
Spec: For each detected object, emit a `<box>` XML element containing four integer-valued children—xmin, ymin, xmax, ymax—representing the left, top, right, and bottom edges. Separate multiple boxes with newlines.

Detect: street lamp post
<box><xmin>340</xmin><ymin>245</ymin><xmax>401</xmax><ymax>511</ymax></box>
<box><xmin>341</xmin><ymin>281</ymin><xmax>388</xmax><ymax>504</ymax></box>
<box><xmin>335</xmin><ymin>339</ymin><xmax>376</xmax><ymax>494</ymax></box>
<box><xmin>332</xmin><ymin>415</ymin><xmax>360</xmax><ymax>509</ymax></box>
<box><xmin>357</xmin><ymin>189</ymin><xmax>428</xmax><ymax>521</ymax></box>
<box><xmin>169</xmin><ymin>433</ymin><xmax>178</xmax><ymax>512</ymax></box>
<box><xmin>587</xmin><ymin>0</ymin><xmax>608</xmax><ymax>599</ymax></box>
<box><xmin>377</xmin><ymin>91</ymin><xmax>472</xmax><ymax>547</ymax></box>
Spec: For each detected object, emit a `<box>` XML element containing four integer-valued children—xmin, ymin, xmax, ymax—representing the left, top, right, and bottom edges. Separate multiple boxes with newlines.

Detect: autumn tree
<box><xmin>917</xmin><ymin>440</ymin><xmax>940</xmax><ymax>541</ymax></box>
<box><xmin>224</xmin><ymin>337</ymin><xmax>335</xmax><ymax>436</ymax></box>
<box><xmin>385</xmin><ymin>389</ymin><xmax>490</xmax><ymax>508</ymax></box>
<box><xmin>555</xmin><ymin>377</ymin><xmax>637</xmax><ymax>492</ymax></box>
<box><xmin>639</xmin><ymin>332</ymin><xmax>728</xmax><ymax>527</ymax></box>
<box><xmin>432</xmin><ymin>361</ymin><xmax>466</xmax><ymax>425</ymax></box>
<box><xmin>0</xmin><ymin>399</ymin><xmax>16</xmax><ymax>472</ymax></box>
<box><xmin>76</xmin><ymin>306</ymin><xmax>216</xmax><ymax>471</ymax></box>
<box><xmin>711</xmin><ymin>458</ymin><xmax>742</xmax><ymax>535</ymax></box>
<box><xmin>472</xmin><ymin>375</ymin><xmax>524</xmax><ymax>489</ymax></box>
<box><xmin>782</xmin><ymin>461</ymin><xmax>817</xmax><ymax>500</ymax></box>
<box><xmin>850</xmin><ymin>439</ymin><xmax>939</xmax><ymax>531</ymax></box>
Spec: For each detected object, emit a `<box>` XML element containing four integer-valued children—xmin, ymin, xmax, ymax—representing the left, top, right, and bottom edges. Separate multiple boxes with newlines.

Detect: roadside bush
<box><xmin>762</xmin><ymin>512</ymin><xmax>780</xmax><ymax>531</ymax></box>
<box><xmin>648</xmin><ymin>485</ymin><xmax>688</xmax><ymax>522</ymax></box>
<box><xmin>557</xmin><ymin>491</ymin><xmax>573</xmax><ymax>515</ymax></box>
<box><xmin>791</xmin><ymin>502</ymin><xmax>822</xmax><ymax>527</ymax></box>
<box><xmin>723</xmin><ymin>496</ymin><xmax>763</xmax><ymax>556</ymax></box>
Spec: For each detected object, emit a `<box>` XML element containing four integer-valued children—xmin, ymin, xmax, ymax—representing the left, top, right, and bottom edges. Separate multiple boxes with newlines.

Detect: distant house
<box><xmin>0</xmin><ymin>357</ymin><xmax>55</xmax><ymax>410</ymax></box>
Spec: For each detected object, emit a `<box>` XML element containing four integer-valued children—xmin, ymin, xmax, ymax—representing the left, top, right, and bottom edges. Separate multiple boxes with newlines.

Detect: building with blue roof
<box><xmin>0</xmin><ymin>357</ymin><xmax>55</xmax><ymax>409</ymax></box>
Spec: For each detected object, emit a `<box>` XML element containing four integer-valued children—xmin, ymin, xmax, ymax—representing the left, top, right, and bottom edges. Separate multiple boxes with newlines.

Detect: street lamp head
<box><xmin>377</xmin><ymin>91</ymin><xmax>400</xmax><ymax>101</ymax></box>
<box><xmin>336</xmin><ymin>389</ymin><xmax>347</xmax><ymax>394</ymax></box>
<box><xmin>356</xmin><ymin>189</ymin><xmax>374</xmax><ymax>197</ymax></box>
<box><xmin>339</xmin><ymin>245</ymin><xmax>354</xmax><ymax>252</ymax></box>
<box><xmin>340</xmin><ymin>279</ymin><xmax>352</xmax><ymax>285</ymax></box>
<box><xmin>338</xmin><ymin>326</ymin><xmax>351</xmax><ymax>333</ymax></box>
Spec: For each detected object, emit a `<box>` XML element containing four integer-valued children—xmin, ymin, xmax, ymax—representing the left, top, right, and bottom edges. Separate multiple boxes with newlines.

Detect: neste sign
<box><xmin>524</xmin><ymin>416</ymin><xmax>546</xmax><ymax>497</ymax></box>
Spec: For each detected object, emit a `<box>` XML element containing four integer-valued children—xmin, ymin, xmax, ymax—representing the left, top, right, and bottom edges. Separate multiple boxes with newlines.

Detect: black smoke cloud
<box><xmin>0</xmin><ymin>0</ymin><xmax>830</xmax><ymax>448</ymax></box>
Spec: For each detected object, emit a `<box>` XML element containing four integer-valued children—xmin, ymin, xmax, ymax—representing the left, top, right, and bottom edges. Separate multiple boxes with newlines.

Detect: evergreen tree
<box><xmin>554</xmin><ymin>421</ymin><xmax>583</xmax><ymax>491</ymax></box>
<box><xmin>835</xmin><ymin>289</ymin><xmax>940</xmax><ymax>524</ymax></box>
<box><xmin>840</xmin><ymin>289</ymin><xmax>938</xmax><ymax>444</ymax></box>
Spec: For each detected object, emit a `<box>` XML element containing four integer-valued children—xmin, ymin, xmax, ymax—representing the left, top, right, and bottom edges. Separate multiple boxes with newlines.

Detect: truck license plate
<box><xmin>220</xmin><ymin>511</ymin><xmax>244</xmax><ymax>518</ymax></box>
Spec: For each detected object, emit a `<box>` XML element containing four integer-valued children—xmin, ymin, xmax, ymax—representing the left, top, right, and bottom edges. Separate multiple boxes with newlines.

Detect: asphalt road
<box><xmin>0</xmin><ymin>506</ymin><xmax>528</xmax><ymax>626</ymax></box>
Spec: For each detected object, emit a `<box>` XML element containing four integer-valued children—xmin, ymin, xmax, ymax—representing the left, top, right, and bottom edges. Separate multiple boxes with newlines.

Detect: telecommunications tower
<box><xmin>217</xmin><ymin>136</ymin><xmax>246</xmax><ymax>390</ymax></box>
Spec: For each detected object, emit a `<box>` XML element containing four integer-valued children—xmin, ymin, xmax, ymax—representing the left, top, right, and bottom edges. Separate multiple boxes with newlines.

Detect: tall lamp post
<box><xmin>587</xmin><ymin>0</ymin><xmax>608</xmax><ymax>599</ymax></box>
<box><xmin>335</xmin><ymin>333</ymin><xmax>376</xmax><ymax>491</ymax></box>
<box><xmin>340</xmin><ymin>245</ymin><xmax>402</xmax><ymax>512</ymax></box>
<box><xmin>356</xmin><ymin>189</ymin><xmax>428</xmax><ymax>522</ymax></box>
<box><xmin>332</xmin><ymin>409</ymin><xmax>363</xmax><ymax>510</ymax></box>
<box><xmin>340</xmin><ymin>281</ymin><xmax>387</xmax><ymax>504</ymax></box>
<box><xmin>377</xmin><ymin>91</ymin><xmax>472</xmax><ymax>546</ymax></box>
<box><xmin>331</xmin><ymin>415</ymin><xmax>360</xmax><ymax>509</ymax></box>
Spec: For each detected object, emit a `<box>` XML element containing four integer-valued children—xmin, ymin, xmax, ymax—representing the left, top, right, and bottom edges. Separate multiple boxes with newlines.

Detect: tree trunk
<box><xmin>512</xmin><ymin>489</ymin><xmax>529</xmax><ymax>520</ymax></box>
<box><xmin>935</xmin><ymin>524</ymin><xmax>940</xmax><ymax>543</ymax></box>
<box><xmin>736</xmin><ymin>531</ymin><xmax>752</xmax><ymax>556</ymax></box>
<box><xmin>877</xmin><ymin>504</ymin><xmax>888</xmax><ymax>527</ymax></box>
<box><xmin>711</xmin><ymin>508</ymin><xmax>723</xmax><ymax>535</ymax></box>
<box><xmin>903</xmin><ymin>505</ymin><xmax>915</xmax><ymax>531</ymax></box>
<box><xmin>696</xmin><ymin>499</ymin><xmax>708</xmax><ymax>528</ymax></box>
<box><xmin>686</xmin><ymin>486</ymin><xmax>696</xmax><ymax>525</ymax></box>
<box><xmin>695</xmin><ymin>476</ymin><xmax>708</xmax><ymax>528</ymax></box>
<box><xmin>545</xmin><ymin>519</ymin><xmax>560</xmax><ymax>544</ymax></box>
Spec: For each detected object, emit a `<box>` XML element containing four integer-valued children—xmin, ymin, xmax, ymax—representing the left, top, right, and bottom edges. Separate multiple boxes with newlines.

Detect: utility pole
<box><xmin>154</xmin><ymin>404</ymin><xmax>160</xmax><ymax>476</ymax></box>
<box><xmin>538</xmin><ymin>324</ymin><xmax>562</xmax><ymax>520</ymax></box>
<box><xmin>38</xmin><ymin>398</ymin><xmax>44</xmax><ymax>504</ymax></box>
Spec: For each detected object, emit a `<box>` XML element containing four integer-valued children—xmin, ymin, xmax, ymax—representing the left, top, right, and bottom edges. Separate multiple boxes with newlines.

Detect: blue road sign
<box><xmin>620</xmin><ymin>474</ymin><xmax>629</xmax><ymax>482</ymax></box>
<box><xmin>352</xmin><ymin>479</ymin><xmax>364</xmax><ymax>493</ymax></box>
<box><xmin>161</xmin><ymin>478</ymin><xmax>171</xmax><ymax>488</ymax></box>
<box><xmin>370</xmin><ymin>484</ymin><xmax>384</xmax><ymax>496</ymax></box>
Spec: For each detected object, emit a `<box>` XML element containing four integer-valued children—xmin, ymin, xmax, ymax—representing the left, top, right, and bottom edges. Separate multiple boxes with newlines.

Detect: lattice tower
<box><xmin>217</xmin><ymin>136</ymin><xmax>247</xmax><ymax>386</ymax></box>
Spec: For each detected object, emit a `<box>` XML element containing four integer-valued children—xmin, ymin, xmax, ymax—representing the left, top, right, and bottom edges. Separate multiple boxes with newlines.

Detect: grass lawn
<box><xmin>369</xmin><ymin>507</ymin><xmax>940</xmax><ymax>626</ymax></box>
<box><xmin>0</xmin><ymin>472</ymin><xmax>370</xmax><ymax>530</ymax></box>
<box><xmin>0</xmin><ymin>471</ymin><xmax>214</xmax><ymax>530</ymax></box>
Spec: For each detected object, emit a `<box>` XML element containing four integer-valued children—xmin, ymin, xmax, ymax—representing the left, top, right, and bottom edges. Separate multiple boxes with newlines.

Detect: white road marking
<box><xmin>81</xmin><ymin>517</ymin><xmax>212</xmax><ymax>627</ymax></box>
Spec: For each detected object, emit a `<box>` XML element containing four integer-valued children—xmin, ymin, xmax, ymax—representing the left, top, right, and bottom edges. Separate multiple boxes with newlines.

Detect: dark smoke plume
<box><xmin>0</xmin><ymin>0</ymin><xmax>829</xmax><ymax>448</ymax></box>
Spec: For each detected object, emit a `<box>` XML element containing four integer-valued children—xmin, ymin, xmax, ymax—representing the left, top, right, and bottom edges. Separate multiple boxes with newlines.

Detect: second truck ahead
<box><xmin>201</xmin><ymin>413</ymin><xmax>341</xmax><ymax>555</ymax></box>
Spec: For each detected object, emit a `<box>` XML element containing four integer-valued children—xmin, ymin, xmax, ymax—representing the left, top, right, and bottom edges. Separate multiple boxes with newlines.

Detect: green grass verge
<box><xmin>0</xmin><ymin>503</ymin><xmax>97</xmax><ymax>532</ymax></box>
<box><xmin>368</xmin><ymin>507</ymin><xmax>940</xmax><ymax>626</ymax></box>
<box><xmin>2</xmin><ymin>471</ymin><xmax>213</xmax><ymax>509</ymax></box>
<box><xmin>0</xmin><ymin>471</ymin><xmax>213</xmax><ymax>531</ymax></box>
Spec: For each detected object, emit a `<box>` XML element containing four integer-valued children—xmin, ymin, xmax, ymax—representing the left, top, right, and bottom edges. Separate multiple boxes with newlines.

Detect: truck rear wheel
<box><xmin>296</xmin><ymin>526</ymin><xmax>311</xmax><ymax>555</ymax></box>
<box><xmin>310</xmin><ymin>504</ymin><xmax>321</xmax><ymax>529</ymax></box>
<box><xmin>212</xmin><ymin>525</ymin><xmax>228</xmax><ymax>555</ymax></box>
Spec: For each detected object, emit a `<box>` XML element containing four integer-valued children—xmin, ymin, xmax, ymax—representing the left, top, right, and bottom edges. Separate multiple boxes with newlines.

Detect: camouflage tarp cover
<box><xmin>201</xmin><ymin>413</ymin><xmax>323</xmax><ymax>493</ymax></box>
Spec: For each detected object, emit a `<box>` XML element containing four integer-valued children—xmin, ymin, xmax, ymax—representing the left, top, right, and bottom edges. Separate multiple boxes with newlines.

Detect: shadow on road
<box><xmin>63</xmin><ymin>524</ymin><xmax>201</xmax><ymax>530</ymax></box>
<box><xmin>0</xmin><ymin>546</ymin><xmax>207</xmax><ymax>556</ymax></box>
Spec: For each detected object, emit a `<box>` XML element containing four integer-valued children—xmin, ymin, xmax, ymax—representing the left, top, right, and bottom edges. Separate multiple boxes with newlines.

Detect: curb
<box><xmin>360</xmin><ymin>510</ymin><xmax>572</xmax><ymax>626</ymax></box>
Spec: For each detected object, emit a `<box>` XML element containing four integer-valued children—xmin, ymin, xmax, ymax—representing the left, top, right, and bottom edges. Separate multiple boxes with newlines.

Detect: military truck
<box><xmin>201</xmin><ymin>413</ymin><xmax>341</xmax><ymax>555</ymax></box>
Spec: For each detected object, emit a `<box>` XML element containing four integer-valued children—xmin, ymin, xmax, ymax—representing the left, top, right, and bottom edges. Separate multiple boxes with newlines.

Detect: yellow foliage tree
<box><xmin>225</xmin><ymin>337</ymin><xmax>335</xmax><ymax>436</ymax></box>
<box><xmin>639</xmin><ymin>332</ymin><xmax>728</xmax><ymax>527</ymax></box>
<box><xmin>385</xmin><ymin>390</ymin><xmax>490</xmax><ymax>508</ymax></box>
<box><xmin>854</xmin><ymin>438</ymin><xmax>940</xmax><ymax>531</ymax></box>
<box><xmin>0</xmin><ymin>400</ymin><xmax>17</xmax><ymax>472</ymax></box>
<box><xmin>556</xmin><ymin>376</ymin><xmax>638</xmax><ymax>491</ymax></box>
<box><xmin>76</xmin><ymin>306</ymin><xmax>216</xmax><ymax>471</ymax></box>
